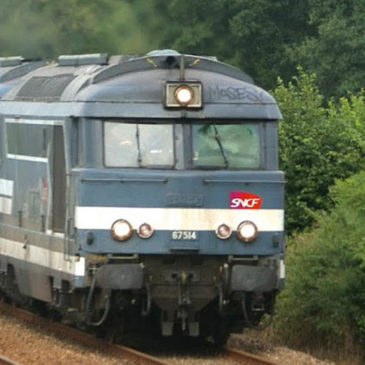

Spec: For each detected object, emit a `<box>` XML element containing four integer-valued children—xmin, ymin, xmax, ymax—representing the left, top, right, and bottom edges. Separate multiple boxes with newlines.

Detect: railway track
<box><xmin>223</xmin><ymin>347</ymin><xmax>279</xmax><ymax>364</ymax></box>
<box><xmin>0</xmin><ymin>300</ymin><xmax>168</xmax><ymax>365</ymax></box>
<box><xmin>0</xmin><ymin>355</ymin><xmax>22</xmax><ymax>365</ymax></box>
<box><xmin>0</xmin><ymin>299</ymin><xmax>278</xmax><ymax>365</ymax></box>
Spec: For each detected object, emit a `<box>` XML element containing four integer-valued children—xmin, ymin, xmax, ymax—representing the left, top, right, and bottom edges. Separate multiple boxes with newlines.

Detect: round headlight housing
<box><xmin>216</xmin><ymin>223</ymin><xmax>232</xmax><ymax>240</ymax></box>
<box><xmin>237</xmin><ymin>221</ymin><xmax>258</xmax><ymax>242</ymax></box>
<box><xmin>111</xmin><ymin>219</ymin><xmax>133</xmax><ymax>241</ymax></box>
<box><xmin>174</xmin><ymin>85</ymin><xmax>194</xmax><ymax>105</ymax></box>
<box><xmin>137</xmin><ymin>223</ymin><xmax>154</xmax><ymax>239</ymax></box>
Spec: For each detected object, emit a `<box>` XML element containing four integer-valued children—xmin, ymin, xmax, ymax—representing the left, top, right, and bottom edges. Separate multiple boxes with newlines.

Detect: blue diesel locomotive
<box><xmin>0</xmin><ymin>51</ymin><xmax>284</xmax><ymax>343</ymax></box>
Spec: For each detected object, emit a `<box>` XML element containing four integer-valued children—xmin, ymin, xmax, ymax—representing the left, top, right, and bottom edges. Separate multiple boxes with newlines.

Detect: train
<box><xmin>0</xmin><ymin>50</ymin><xmax>284</xmax><ymax>344</ymax></box>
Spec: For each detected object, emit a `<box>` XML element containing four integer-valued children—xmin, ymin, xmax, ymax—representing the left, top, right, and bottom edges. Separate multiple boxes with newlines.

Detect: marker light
<box><xmin>165</xmin><ymin>82</ymin><xmax>202</xmax><ymax>108</ymax></box>
<box><xmin>237</xmin><ymin>221</ymin><xmax>258</xmax><ymax>242</ymax></box>
<box><xmin>137</xmin><ymin>223</ymin><xmax>154</xmax><ymax>239</ymax></box>
<box><xmin>216</xmin><ymin>224</ymin><xmax>232</xmax><ymax>240</ymax></box>
<box><xmin>111</xmin><ymin>219</ymin><xmax>133</xmax><ymax>241</ymax></box>
<box><xmin>174</xmin><ymin>85</ymin><xmax>194</xmax><ymax>105</ymax></box>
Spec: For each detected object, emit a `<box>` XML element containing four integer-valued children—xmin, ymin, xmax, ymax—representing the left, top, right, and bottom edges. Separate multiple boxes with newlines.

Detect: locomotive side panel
<box><xmin>0</xmin><ymin>117</ymin><xmax>85</xmax><ymax>302</ymax></box>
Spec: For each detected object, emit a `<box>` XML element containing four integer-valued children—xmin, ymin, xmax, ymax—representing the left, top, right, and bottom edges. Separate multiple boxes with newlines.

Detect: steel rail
<box><xmin>224</xmin><ymin>346</ymin><xmax>279</xmax><ymax>365</ymax></box>
<box><xmin>0</xmin><ymin>300</ymin><xmax>169</xmax><ymax>365</ymax></box>
<box><xmin>0</xmin><ymin>355</ymin><xmax>22</xmax><ymax>365</ymax></box>
<box><xmin>0</xmin><ymin>300</ymin><xmax>279</xmax><ymax>365</ymax></box>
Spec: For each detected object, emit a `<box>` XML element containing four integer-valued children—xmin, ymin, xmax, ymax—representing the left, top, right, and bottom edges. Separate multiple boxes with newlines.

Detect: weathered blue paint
<box><xmin>76</xmin><ymin>170</ymin><xmax>284</xmax><ymax>209</ymax></box>
<box><xmin>78</xmin><ymin>229</ymin><xmax>284</xmax><ymax>256</ymax></box>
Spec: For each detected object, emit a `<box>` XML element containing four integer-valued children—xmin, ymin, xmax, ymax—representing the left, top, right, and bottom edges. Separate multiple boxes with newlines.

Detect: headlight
<box><xmin>174</xmin><ymin>85</ymin><xmax>194</xmax><ymax>105</ymax></box>
<box><xmin>137</xmin><ymin>223</ymin><xmax>154</xmax><ymax>239</ymax></box>
<box><xmin>216</xmin><ymin>223</ymin><xmax>232</xmax><ymax>240</ymax></box>
<box><xmin>165</xmin><ymin>82</ymin><xmax>202</xmax><ymax>108</ymax></box>
<box><xmin>237</xmin><ymin>221</ymin><xmax>258</xmax><ymax>242</ymax></box>
<box><xmin>111</xmin><ymin>219</ymin><xmax>133</xmax><ymax>241</ymax></box>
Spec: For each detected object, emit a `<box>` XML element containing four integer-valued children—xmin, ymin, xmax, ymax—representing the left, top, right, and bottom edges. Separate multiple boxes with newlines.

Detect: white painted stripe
<box><xmin>7</xmin><ymin>154</ymin><xmax>48</xmax><ymax>163</ymax></box>
<box><xmin>0</xmin><ymin>179</ymin><xmax>13</xmax><ymax>197</ymax></box>
<box><xmin>0</xmin><ymin>237</ymin><xmax>85</xmax><ymax>276</ymax></box>
<box><xmin>280</xmin><ymin>260</ymin><xmax>285</xmax><ymax>279</ymax></box>
<box><xmin>75</xmin><ymin>206</ymin><xmax>284</xmax><ymax>232</ymax></box>
<box><xmin>5</xmin><ymin>118</ymin><xmax>64</xmax><ymax>126</ymax></box>
<box><xmin>0</xmin><ymin>197</ymin><xmax>12</xmax><ymax>215</ymax></box>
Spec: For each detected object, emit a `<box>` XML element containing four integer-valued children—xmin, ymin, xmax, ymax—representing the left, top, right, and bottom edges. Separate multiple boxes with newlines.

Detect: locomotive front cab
<box><xmin>75</xmin><ymin>121</ymin><xmax>284</xmax><ymax>339</ymax></box>
<box><xmin>71</xmin><ymin>53</ymin><xmax>284</xmax><ymax>341</ymax></box>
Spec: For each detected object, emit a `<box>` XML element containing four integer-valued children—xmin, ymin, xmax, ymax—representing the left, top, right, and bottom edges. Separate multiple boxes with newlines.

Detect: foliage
<box><xmin>275</xmin><ymin>171</ymin><xmax>365</xmax><ymax>352</ymax></box>
<box><xmin>273</xmin><ymin>70</ymin><xmax>365</xmax><ymax>233</ymax></box>
<box><xmin>153</xmin><ymin>0</ymin><xmax>312</xmax><ymax>90</ymax></box>
<box><xmin>289</xmin><ymin>0</ymin><xmax>365</xmax><ymax>98</ymax></box>
<box><xmin>155</xmin><ymin>0</ymin><xmax>365</xmax><ymax>97</ymax></box>
<box><xmin>0</xmin><ymin>1</ymin><xmax>364</xmax><ymax>98</ymax></box>
<box><xmin>0</xmin><ymin>0</ymin><xmax>160</xmax><ymax>59</ymax></box>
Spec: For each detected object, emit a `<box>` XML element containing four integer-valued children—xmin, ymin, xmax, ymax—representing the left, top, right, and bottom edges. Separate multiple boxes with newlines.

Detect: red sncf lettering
<box><xmin>229</xmin><ymin>191</ymin><xmax>262</xmax><ymax>209</ymax></box>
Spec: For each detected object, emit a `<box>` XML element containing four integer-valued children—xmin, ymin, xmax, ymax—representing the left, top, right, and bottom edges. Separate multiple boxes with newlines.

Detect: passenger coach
<box><xmin>0</xmin><ymin>51</ymin><xmax>284</xmax><ymax>343</ymax></box>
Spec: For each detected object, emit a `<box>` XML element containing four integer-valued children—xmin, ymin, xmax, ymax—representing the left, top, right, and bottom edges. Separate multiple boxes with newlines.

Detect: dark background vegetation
<box><xmin>1</xmin><ymin>0</ymin><xmax>364</xmax><ymax>361</ymax></box>
<box><xmin>1</xmin><ymin>0</ymin><xmax>364</xmax><ymax>98</ymax></box>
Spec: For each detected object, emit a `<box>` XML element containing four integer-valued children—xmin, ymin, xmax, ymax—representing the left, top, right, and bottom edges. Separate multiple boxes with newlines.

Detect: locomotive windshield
<box><xmin>192</xmin><ymin>123</ymin><xmax>260</xmax><ymax>169</ymax></box>
<box><xmin>104</xmin><ymin>121</ymin><xmax>261</xmax><ymax>169</ymax></box>
<box><xmin>104</xmin><ymin>121</ymin><xmax>174</xmax><ymax>167</ymax></box>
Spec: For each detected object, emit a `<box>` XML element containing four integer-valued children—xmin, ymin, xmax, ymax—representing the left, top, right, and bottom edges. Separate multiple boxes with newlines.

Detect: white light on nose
<box><xmin>111</xmin><ymin>219</ymin><xmax>133</xmax><ymax>241</ymax></box>
<box><xmin>237</xmin><ymin>221</ymin><xmax>258</xmax><ymax>242</ymax></box>
<box><xmin>174</xmin><ymin>85</ymin><xmax>194</xmax><ymax>105</ymax></box>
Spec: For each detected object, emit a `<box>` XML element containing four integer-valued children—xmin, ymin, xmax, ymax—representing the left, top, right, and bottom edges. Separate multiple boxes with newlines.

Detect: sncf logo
<box><xmin>229</xmin><ymin>191</ymin><xmax>262</xmax><ymax>209</ymax></box>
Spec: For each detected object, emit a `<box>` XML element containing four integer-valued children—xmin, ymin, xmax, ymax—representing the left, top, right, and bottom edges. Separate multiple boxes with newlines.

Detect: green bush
<box><xmin>273</xmin><ymin>71</ymin><xmax>365</xmax><ymax>234</ymax></box>
<box><xmin>275</xmin><ymin>171</ymin><xmax>365</xmax><ymax>353</ymax></box>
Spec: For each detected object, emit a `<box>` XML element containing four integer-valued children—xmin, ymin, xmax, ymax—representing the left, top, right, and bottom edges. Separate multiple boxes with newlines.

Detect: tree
<box><xmin>0</xmin><ymin>0</ymin><xmax>160</xmax><ymax>59</ymax></box>
<box><xmin>154</xmin><ymin>0</ymin><xmax>312</xmax><ymax>90</ymax></box>
<box><xmin>275</xmin><ymin>171</ymin><xmax>365</xmax><ymax>355</ymax></box>
<box><xmin>289</xmin><ymin>0</ymin><xmax>365</xmax><ymax>98</ymax></box>
<box><xmin>274</xmin><ymin>70</ymin><xmax>365</xmax><ymax>233</ymax></box>
<box><xmin>156</xmin><ymin>0</ymin><xmax>365</xmax><ymax>97</ymax></box>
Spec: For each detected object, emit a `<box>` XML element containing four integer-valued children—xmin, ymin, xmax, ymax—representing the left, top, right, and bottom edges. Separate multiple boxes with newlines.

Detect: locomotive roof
<box><xmin>0</xmin><ymin>58</ymin><xmax>45</xmax><ymax>98</ymax></box>
<box><xmin>0</xmin><ymin>51</ymin><xmax>282</xmax><ymax>120</ymax></box>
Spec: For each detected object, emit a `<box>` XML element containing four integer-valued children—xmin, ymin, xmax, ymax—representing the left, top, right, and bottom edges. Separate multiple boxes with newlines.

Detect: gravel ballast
<box><xmin>0</xmin><ymin>311</ymin><xmax>336</xmax><ymax>365</ymax></box>
<box><xmin>0</xmin><ymin>312</ymin><xmax>132</xmax><ymax>365</ymax></box>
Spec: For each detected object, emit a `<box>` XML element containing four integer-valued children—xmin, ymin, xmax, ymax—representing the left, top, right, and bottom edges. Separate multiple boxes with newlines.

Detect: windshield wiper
<box><xmin>136</xmin><ymin>124</ymin><xmax>142</xmax><ymax>166</ymax></box>
<box><xmin>213</xmin><ymin>124</ymin><xmax>229</xmax><ymax>168</ymax></box>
